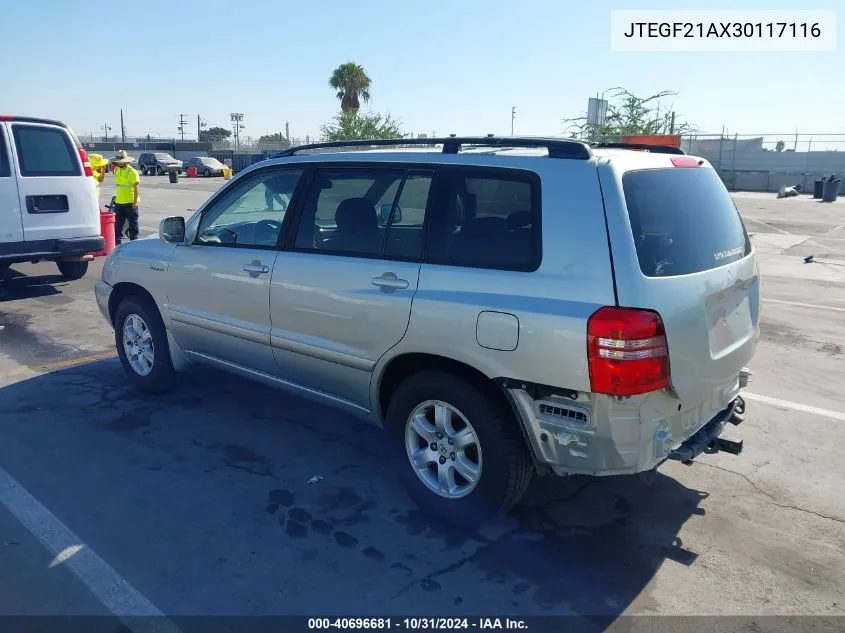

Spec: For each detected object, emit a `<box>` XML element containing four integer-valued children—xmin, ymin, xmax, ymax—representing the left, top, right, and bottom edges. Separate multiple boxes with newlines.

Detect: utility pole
<box><xmin>101</xmin><ymin>123</ymin><xmax>112</xmax><ymax>142</ymax></box>
<box><xmin>511</xmin><ymin>107</ymin><xmax>516</xmax><ymax>136</ymax></box>
<box><xmin>669</xmin><ymin>111</ymin><xmax>676</xmax><ymax>135</ymax></box>
<box><xmin>120</xmin><ymin>109</ymin><xmax>126</xmax><ymax>143</ymax></box>
<box><xmin>229</xmin><ymin>113</ymin><xmax>244</xmax><ymax>150</ymax></box>
<box><xmin>285</xmin><ymin>121</ymin><xmax>290</xmax><ymax>143</ymax></box>
<box><xmin>197</xmin><ymin>114</ymin><xmax>206</xmax><ymax>142</ymax></box>
<box><xmin>177</xmin><ymin>114</ymin><xmax>187</xmax><ymax>141</ymax></box>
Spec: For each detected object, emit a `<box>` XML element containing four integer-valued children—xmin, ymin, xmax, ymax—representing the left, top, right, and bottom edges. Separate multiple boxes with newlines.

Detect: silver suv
<box><xmin>94</xmin><ymin>137</ymin><xmax>760</xmax><ymax>526</ymax></box>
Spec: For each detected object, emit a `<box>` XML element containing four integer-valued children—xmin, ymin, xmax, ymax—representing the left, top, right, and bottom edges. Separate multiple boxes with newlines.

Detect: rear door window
<box><xmin>425</xmin><ymin>168</ymin><xmax>540</xmax><ymax>272</ymax></box>
<box><xmin>622</xmin><ymin>167</ymin><xmax>751</xmax><ymax>278</ymax></box>
<box><xmin>0</xmin><ymin>127</ymin><xmax>10</xmax><ymax>177</ymax></box>
<box><xmin>11</xmin><ymin>125</ymin><xmax>80</xmax><ymax>177</ymax></box>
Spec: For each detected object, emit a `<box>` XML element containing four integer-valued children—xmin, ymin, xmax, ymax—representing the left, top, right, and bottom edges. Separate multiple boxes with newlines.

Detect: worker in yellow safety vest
<box><xmin>109</xmin><ymin>150</ymin><xmax>140</xmax><ymax>244</ymax></box>
<box><xmin>88</xmin><ymin>153</ymin><xmax>109</xmax><ymax>198</ymax></box>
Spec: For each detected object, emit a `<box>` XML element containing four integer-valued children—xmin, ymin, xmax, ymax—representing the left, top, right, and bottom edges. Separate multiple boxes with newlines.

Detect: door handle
<box><xmin>372</xmin><ymin>273</ymin><xmax>409</xmax><ymax>290</ymax></box>
<box><xmin>243</xmin><ymin>263</ymin><xmax>270</xmax><ymax>274</ymax></box>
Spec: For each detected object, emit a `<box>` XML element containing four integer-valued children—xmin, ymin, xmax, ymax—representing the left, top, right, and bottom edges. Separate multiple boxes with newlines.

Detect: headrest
<box><xmin>336</xmin><ymin>198</ymin><xmax>377</xmax><ymax>233</ymax></box>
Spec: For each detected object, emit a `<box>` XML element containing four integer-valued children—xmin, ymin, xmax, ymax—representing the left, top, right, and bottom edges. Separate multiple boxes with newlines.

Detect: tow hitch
<box><xmin>714</xmin><ymin>436</ymin><xmax>743</xmax><ymax>455</ymax></box>
<box><xmin>668</xmin><ymin>397</ymin><xmax>746</xmax><ymax>465</ymax></box>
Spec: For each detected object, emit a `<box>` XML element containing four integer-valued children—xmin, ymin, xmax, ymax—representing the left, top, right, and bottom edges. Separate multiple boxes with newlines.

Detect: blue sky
<box><xmin>0</xmin><ymin>0</ymin><xmax>841</xmax><ymax>142</ymax></box>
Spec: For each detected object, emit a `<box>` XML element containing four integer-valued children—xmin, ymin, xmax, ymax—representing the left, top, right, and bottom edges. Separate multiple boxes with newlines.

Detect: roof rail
<box><xmin>590</xmin><ymin>142</ymin><xmax>686</xmax><ymax>155</ymax></box>
<box><xmin>273</xmin><ymin>136</ymin><xmax>593</xmax><ymax>160</ymax></box>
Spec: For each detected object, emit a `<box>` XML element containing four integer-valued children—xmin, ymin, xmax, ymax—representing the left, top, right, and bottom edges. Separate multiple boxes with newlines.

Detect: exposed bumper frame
<box><xmin>666</xmin><ymin>396</ymin><xmax>745</xmax><ymax>464</ymax></box>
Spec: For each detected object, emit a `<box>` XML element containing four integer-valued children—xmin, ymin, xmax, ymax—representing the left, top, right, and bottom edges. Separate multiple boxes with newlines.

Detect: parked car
<box><xmin>94</xmin><ymin>137</ymin><xmax>759</xmax><ymax>526</ymax></box>
<box><xmin>0</xmin><ymin>115</ymin><xmax>104</xmax><ymax>279</ymax></box>
<box><xmin>138</xmin><ymin>152</ymin><xmax>183</xmax><ymax>175</ymax></box>
<box><xmin>182</xmin><ymin>156</ymin><xmax>227</xmax><ymax>177</ymax></box>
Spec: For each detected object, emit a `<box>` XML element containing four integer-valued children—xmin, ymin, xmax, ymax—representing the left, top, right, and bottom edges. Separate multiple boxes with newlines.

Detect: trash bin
<box><xmin>813</xmin><ymin>179</ymin><xmax>825</xmax><ymax>199</ymax></box>
<box><xmin>187</xmin><ymin>166</ymin><xmax>198</xmax><ymax>178</ymax></box>
<box><xmin>91</xmin><ymin>211</ymin><xmax>116</xmax><ymax>257</ymax></box>
<box><xmin>168</xmin><ymin>168</ymin><xmax>178</xmax><ymax>184</ymax></box>
<box><xmin>822</xmin><ymin>179</ymin><xmax>841</xmax><ymax>203</ymax></box>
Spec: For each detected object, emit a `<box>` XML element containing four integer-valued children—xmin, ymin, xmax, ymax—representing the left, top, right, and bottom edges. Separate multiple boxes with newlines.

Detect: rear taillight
<box><xmin>587</xmin><ymin>306</ymin><xmax>670</xmax><ymax>396</ymax></box>
<box><xmin>78</xmin><ymin>148</ymin><xmax>93</xmax><ymax>177</ymax></box>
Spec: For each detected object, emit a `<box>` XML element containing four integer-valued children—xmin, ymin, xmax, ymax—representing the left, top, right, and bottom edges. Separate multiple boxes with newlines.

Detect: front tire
<box><xmin>114</xmin><ymin>295</ymin><xmax>175</xmax><ymax>394</ymax></box>
<box><xmin>140</xmin><ymin>165</ymin><xmax>148</xmax><ymax>176</ymax></box>
<box><xmin>204</xmin><ymin>168</ymin><xmax>211</xmax><ymax>177</ymax></box>
<box><xmin>156</xmin><ymin>165</ymin><xmax>163</xmax><ymax>176</ymax></box>
<box><xmin>56</xmin><ymin>260</ymin><xmax>89</xmax><ymax>280</ymax></box>
<box><xmin>385</xmin><ymin>370</ymin><xmax>533</xmax><ymax>527</ymax></box>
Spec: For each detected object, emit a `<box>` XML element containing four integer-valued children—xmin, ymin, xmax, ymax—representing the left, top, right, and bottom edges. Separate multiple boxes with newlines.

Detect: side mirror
<box><xmin>379</xmin><ymin>203</ymin><xmax>402</xmax><ymax>226</ymax></box>
<box><xmin>160</xmin><ymin>216</ymin><xmax>186</xmax><ymax>243</ymax></box>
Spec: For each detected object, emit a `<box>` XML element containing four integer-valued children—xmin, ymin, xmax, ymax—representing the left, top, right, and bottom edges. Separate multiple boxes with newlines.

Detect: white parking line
<box><xmin>744</xmin><ymin>392</ymin><xmax>845</xmax><ymax>422</ymax></box>
<box><xmin>0</xmin><ymin>466</ymin><xmax>182</xmax><ymax>632</ymax></box>
<box><xmin>762</xmin><ymin>298</ymin><xmax>845</xmax><ymax>313</ymax></box>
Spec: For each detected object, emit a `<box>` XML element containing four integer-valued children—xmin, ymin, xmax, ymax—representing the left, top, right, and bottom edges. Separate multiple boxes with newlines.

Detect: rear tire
<box><xmin>204</xmin><ymin>168</ymin><xmax>211</xmax><ymax>177</ymax></box>
<box><xmin>385</xmin><ymin>370</ymin><xmax>533</xmax><ymax>528</ymax></box>
<box><xmin>56</xmin><ymin>260</ymin><xmax>89</xmax><ymax>280</ymax></box>
<box><xmin>114</xmin><ymin>295</ymin><xmax>175</xmax><ymax>394</ymax></box>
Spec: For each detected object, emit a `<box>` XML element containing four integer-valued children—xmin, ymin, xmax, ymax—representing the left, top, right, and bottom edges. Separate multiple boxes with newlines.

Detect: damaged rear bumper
<box><xmin>504</xmin><ymin>369</ymin><xmax>751</xmax><ymax>477</ymax></box>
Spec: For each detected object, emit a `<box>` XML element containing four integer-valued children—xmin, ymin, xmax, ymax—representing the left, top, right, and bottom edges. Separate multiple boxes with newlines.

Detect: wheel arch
<box><xmin>108</xmin><ymin>281</ymin><xmax>191</xmax><ymax>372</ymax></box>
<box><xmin>108</xmin><ymin>282</ymin><xmax>159</xmax><ymax>326</ymax></box>
<box><xmin>375</xmin><ymin>352</ymin><xmax>547</xmax><ymax>470</ymax></box>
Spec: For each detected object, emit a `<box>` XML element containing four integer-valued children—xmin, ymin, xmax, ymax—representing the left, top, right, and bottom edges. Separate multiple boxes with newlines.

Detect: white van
<box><xmin>0</xmin><ymin>115</ymin><xmax>104</xmax><ymax>279</ymax></box>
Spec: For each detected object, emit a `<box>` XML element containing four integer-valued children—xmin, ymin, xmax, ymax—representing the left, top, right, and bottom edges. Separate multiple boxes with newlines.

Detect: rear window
<box><xmin>622</xmin><ymin>167</ymin><xmax>751</xmax><ymax>277</ymax></box>
<box><xmin>12</xmin><ymin>125</ymin><xmax>80</xmax><ymax>177</ymax></box>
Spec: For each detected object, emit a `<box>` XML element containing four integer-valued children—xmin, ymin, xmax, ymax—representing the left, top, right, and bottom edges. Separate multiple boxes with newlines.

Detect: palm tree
<box><xmin>329</xmin><ymin>62</ymin><xmax>372</xmax><ymax>113</ymax></box>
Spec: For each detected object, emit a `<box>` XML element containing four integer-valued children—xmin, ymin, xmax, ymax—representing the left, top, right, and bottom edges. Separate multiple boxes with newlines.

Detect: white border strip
<box><xmin>762</xmin><ymin>298</ymin><xmax>845</xmax><ymax>313</ymax></box>
<box><xmin>744</xmin><ymin>392</ymin><xmax>845</xmax><ymax>421</ymax></box>
<box><xmin>0</xmin><ymin>466</ymin><xmax>182</xmax><ymax>633</ymax></box>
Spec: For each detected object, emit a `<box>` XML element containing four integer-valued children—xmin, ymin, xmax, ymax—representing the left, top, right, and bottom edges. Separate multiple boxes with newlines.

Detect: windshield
<box><xmin>202</xmin><ymin>157</ymin><xmax>223</xmax><ymax>167</ymax></box>
<box><xmin>622</xmin><ymin>167</ymin><xmax>751</xmax><ymax>278</ymax></box>
<box><xmin>154</xmin><ymin>153</ymin><xmax>174</xmax><ymax>160</ymax></box>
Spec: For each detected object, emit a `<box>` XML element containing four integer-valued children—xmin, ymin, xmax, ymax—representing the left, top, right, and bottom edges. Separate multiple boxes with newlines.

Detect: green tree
<box><xmin>200</xmin><ymin>126</ymin><xmax>232</xmax><ymax>142</ymax></box>
<box><xmin>329</xmin><ymin>62</ymin><xmax>372</xmax><ymax>113</ymax></box>
<box><xmin>258</xmin><ymin>133</ymin><xmax>290</xmax><ymax>147</ymax></box>
<box><xmin>320</xmin><ymin>111</ymin><xmax>404</xmax><ymax>141</ymax></box>
<box><xmin>562</xmin><ymin>88</ymin><xmax>697</xmax><ymax>141</ymax></box>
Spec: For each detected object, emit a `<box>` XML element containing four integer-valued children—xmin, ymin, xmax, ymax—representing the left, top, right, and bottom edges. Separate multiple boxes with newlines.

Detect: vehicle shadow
<box><xmin>0</xmin><ymin>266</ymin><xmax>65</xmax><ymax>301</ymax></box>
<box><xmin>0</xmin><ymin>361</ymin><xmax>707</xmax><ymax>626</ymax></box>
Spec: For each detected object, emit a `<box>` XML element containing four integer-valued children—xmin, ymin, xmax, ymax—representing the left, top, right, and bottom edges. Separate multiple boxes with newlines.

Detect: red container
<box><xmin>187</xmin><ymin>166</ymin><xmax>198</xmax><ymax>177</ymax></box>
<box><xmin>91</xmin><ymin>210</ymin><xmax>116</xmax><ymax>257</ymax></box>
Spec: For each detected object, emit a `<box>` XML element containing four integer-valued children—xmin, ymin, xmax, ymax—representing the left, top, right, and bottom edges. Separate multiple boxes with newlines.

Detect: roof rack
<box><xmin>590</xmin><ymin>142</ymin><xmax>686</xmax><ymax>155</ymax></box>
<box><xmin>273</xmin><ymin>136</ymin><xmax>593</xmax><ymax>160</ymax></box>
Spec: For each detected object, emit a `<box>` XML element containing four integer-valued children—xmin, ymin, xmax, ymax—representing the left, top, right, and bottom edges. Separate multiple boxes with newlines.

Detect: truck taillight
<box><xmin>78</xmin><ymin>148</ymin><xmax>93</xmax><ymax>177</ymax></box>
<box><xmin>587</xmin><ymin>306</ymin><xmax>670</xmax><ymax>396</ymax></box>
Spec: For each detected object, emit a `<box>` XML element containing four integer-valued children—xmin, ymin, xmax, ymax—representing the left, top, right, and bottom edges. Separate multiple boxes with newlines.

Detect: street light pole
<box><xmin>511</xmin><ymin>107</ymin><xmax>516</xmax><ymax>136</ymax></box>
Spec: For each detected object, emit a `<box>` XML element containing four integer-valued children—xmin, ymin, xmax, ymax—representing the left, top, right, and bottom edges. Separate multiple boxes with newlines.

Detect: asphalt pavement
<box><xmin>0</xmin><ymin>178</ymin><xmax>844</xmax><ymax>629</ymax></box>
